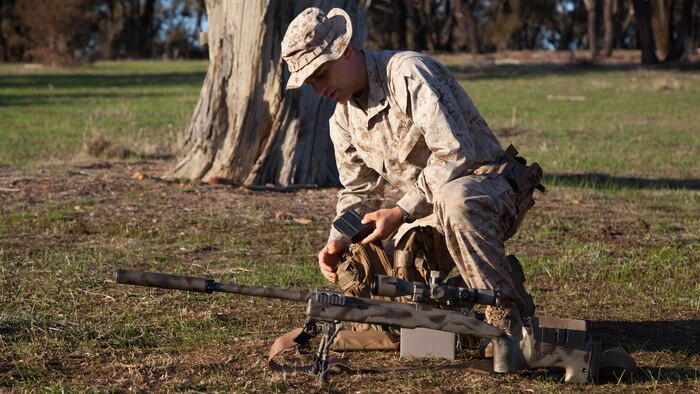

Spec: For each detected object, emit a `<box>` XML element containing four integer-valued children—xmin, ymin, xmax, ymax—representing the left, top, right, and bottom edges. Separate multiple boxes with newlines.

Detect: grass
<box><xmin>0</xmin><ymin>60</ymin><xmax>207</xmax><ymax>166</ymax></box>
<box><xmin>455</xmin><ymin>64</ymin><xmax>700</xmax><ymax>180</ymax></box>
<box><xmin>1</xmin><ymin>57</ymin><xmax>699</xmax><ymax>392</ymax></box>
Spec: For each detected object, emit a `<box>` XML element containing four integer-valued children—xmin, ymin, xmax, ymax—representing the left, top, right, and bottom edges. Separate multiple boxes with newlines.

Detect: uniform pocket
<box><xmin>397</xmin><ymin>127</ymin><xmax>426</xmax><ymax>163</ymax></box>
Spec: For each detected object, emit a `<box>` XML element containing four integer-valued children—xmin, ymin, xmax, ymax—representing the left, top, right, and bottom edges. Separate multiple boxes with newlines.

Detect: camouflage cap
<box><xmin>281</xmin><ymin>7</ymin><xmax>352</xmax><ymax>90</ymax></box>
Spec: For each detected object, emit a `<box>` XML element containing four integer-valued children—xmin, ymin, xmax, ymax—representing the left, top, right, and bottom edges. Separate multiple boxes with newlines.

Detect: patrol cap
<box><xmin>281</xmin><ymin>7</ymin><xmax>352</xmax><ymax>90</ymax></box>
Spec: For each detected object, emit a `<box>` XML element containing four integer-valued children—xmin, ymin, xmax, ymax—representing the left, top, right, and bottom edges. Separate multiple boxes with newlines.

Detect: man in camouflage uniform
<box><xmin>281</xmin><ymin>7</ymin><xmax>540</xmax><ymax>346</ymax></box>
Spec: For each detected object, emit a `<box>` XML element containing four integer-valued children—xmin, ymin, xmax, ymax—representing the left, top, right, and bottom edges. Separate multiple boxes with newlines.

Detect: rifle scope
<box><xmin>371</xmin><ymin>274</ymin><xmax>500</xmax><ymax>306</ymax></box>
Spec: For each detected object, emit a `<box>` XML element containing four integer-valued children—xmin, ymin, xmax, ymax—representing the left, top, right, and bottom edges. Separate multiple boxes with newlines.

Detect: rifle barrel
<box><xmin>116</xmin><ymin>269</ymin><xmax>312</xmax><ymax>302</ymax></box>
<box><xmin>216</xmin><ymin>282</ymin><xmax>312</xmax><ymax>302</ymax></box>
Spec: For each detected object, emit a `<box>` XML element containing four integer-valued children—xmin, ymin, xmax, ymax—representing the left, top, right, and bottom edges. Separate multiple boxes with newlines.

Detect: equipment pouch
<box><xmin>335</xmin><ymin>241</ymin><xmax>400</xmax><ymax>339</ymax></box>
<box><xmin>336</xmin><ymin>241</ymin><xmax>393</xmax><ymax>299</ymax></box>
<box><xmin>494</xmin><ymin>145</ymin><xmax>545</xmax><ymax>240</ymax></box>
<box><xmin>502</xmin><ymin>161</ymin><xmax>543</xmax><ymax>240</ymax></box>
<box><xmin>393</xmin><ymin>227</ymin><xmax>444</xmax><ymax>284</ymax></box>
<box><xmin>330</xmin><ymin>330</ymin><xmax>400</xmax><ymax>351</ymax></box>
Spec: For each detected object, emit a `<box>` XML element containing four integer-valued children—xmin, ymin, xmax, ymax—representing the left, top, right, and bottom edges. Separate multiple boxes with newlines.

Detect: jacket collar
<box><xmin>365</xmin><ymin>51</ymin><xmax>389</xmax><ymax>119</ymax></box>
<box><xmin>349</xmin><ymin>50</ymin><xmax>389</xmax><ymax>121</ymax></box>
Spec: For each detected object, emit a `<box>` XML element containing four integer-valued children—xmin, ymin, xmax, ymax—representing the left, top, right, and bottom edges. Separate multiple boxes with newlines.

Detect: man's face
<box><xmin>305</xmin><ymin>56</ymin><xmax>356</xmax><ymax>103</ymax></box>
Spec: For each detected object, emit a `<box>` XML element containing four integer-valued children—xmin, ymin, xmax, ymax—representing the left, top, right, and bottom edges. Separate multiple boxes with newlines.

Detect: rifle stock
<box><xmin>306</xmin><ymin>291</ymin><xmax>504</xmax><ymax>339</ymax></box>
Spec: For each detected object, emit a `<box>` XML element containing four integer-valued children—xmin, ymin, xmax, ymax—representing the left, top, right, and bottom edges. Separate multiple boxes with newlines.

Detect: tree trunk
<box><xmin>615</xmin><ymin>0</ymin><xmax>634</xmax><ymax>49</ymax></box>
<box><xmin>650</xmin><ymin>0</ymin><xmax>672</xmax><ymax>62</ymax></box>
<box><xmin>602</xmin><ymin>0</ymin><xmax>614</xmax><ymax>57</ymax></box>
<box><xmin>631</xmin><ymin>0</ymin><xmax>658</xmax><ymax>64</ymax></box>
<box><xmin>669</xmin><ymin>0</ymin><xmax>692</xmax><ymax>63</ymax></box>
<box><xmin>167</xmin><ymin>0</ymin><xmax>366</xmax><ymax>186</ymax></box>
<box><xmin>451</xmin><ymin>0</ymin><xmax>480</xmax><ymax>54</ymax></box>
<box><xmin>139</xmin><ymin>0</ymin><xmax>156</xmax><ymax>57</ymax></box>
<box><xmin>583</xmin><ymin>0</ymin><xmax>598</xmax><ymax>59</ymax></box>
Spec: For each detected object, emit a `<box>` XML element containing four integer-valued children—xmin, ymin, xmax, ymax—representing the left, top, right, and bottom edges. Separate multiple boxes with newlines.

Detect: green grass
<box><xmin>1</xmin><ymin>59</ymin><xmax>699</xmax><ymax>392</ymax></box>
<box><xmin>2</xmin><ymin>60</ymin><xmax>699</xmax><ymax>180</ymax></box>
<box><xmin>458</xmin><ymin>66</ymin><xmax>700</xmax><ymax>180</ymax></box>
<box><xmin>0</xmin><ymin>60</ymin><xmax>207</xmax><ymax>166</ymax></box>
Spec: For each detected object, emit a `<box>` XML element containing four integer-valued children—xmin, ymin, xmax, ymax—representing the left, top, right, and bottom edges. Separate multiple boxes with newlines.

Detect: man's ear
<box><xmin>343</xmin><ymin>46</ymin><xmax>352</xmax><ymax>59</ymax></box>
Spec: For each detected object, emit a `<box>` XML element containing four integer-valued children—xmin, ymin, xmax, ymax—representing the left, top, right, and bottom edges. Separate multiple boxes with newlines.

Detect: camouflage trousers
<box><xmin>338</xmin><ymin>172</ymin><xmax>530</xmax><ymax>308</ymax></box>
<box><xmin>389</xmin><ymin>172</ymin><xmax>524</xmax><ymax>306</ymax></box>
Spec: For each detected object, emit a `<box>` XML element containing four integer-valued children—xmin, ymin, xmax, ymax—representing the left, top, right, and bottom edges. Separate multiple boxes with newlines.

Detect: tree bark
<box><xmin>631</xmin><ymin>0</ymin><xmax>658</xmax><ymax>64</ymax></box>
<box><xmin>138</xmin><ymin>0</ymin><xmax>156</xmax><ymax>57</ymax></box>
<box><xmin>602</xmin><ymin>0</ymin><xmax>614</xmax><ymax>57</ymax></box>
<box><xmin>451</xmin><ymin>0</ymin><xmax>480</xmax><ymax>53</ymax></box>
<box><xmin>583</xmin><ymin>0</ymin><xmax>598</xmax><ymax>59</ymax></box>
<box><xmin>166</xmin><ymin>0</ymin><xmax>366</xmax><ymax>186</ymax></box>
<box><xmin>650</xmin><ymin>0</ymin><xmax>672</xmax><ymax>61</ymax></box>
<box><xmin>669</xmin><ymin>0</ymin><xmax>692</xmax><ymax>63</ymax></box>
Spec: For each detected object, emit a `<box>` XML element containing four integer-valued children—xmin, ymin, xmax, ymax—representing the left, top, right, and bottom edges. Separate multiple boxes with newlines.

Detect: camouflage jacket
<box><xmin>328</xmin><ymin>50</ymin><xmax>503</xmax><ymax>244</ymax></box>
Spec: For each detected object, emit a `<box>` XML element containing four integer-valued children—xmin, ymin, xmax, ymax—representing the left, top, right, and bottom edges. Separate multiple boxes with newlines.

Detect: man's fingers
<box><xmin>319</xmin><ymin>258</ymin><xmax>334</xmax><ymax>273</ymax></box>
<box><xmin>361</xmin><ymin>227</ymin><xmax>382</xmax><ymax>244</ymax></box>
<box><xmin>320</xmin><ymin>263</ymin><xmax>337</xmax><ymax>282</ymax></box>
<box><xmin>318</xmin><ymin>245</ymin><xmax>339</xmax><ymax>283</ymax></box>
<box><xmin>326</xmin><ymin>244</ymin><xmax>339</xmax><ymax>255</ymax></box>
<box><xmin>361</xmin><ymin>212</ymin><xmax>376</xmax><ymax>225</ymax></box>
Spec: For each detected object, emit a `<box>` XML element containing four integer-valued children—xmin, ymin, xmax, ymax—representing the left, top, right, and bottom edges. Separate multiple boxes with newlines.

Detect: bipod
<box><xmin>310</xmin><ymin>321</ymin><xmax>341</xmax><ymax>382</ymax></box>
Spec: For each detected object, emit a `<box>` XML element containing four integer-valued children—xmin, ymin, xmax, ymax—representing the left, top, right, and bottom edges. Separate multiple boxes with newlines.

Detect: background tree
<box><xmin>629</xmin><ymin>0</ymin><xmax>695</xmax><ymax>64</ymax></box>
<box><xmin>13</xmin><ymin>0</ymin><xmax>96</xmax><ymax>66</ymax></box>
<box><xmin>451</xmin><ymin>0</ymin><xmax>482</xmax><ymax>53</ymax></box>
<box><xmin>166</xmin><ymin>0</ymin><xmax>366</xmax><ymax>186</ymax></box>
<box><xmin>159</xmin><ymin>0</ymin><xmax>207</xmax><ymax>58</ymax></box>
<box><xmin>602</xmin><ymin>0</ymin><xmax>614</xmax><ymax>56</ymax></box>
<box><xmin>93</xmin><ymin>0</ymin><xmax>159</xmax><ymax>59</ymax></box>
<box><xmin>515</xmin><ymin>0</ymin><xmax>558</xmax><ymax>50</ymax></box>
<box><xmin>0</xmin><ymin>0</ymin><xmax>28</xmax><ymax>62</ymax></box>
<box><xmin>361</xmin><ymin>0</ymin><xmax>408</xmax><ymax>50</ymax></box>
<box><xmin>0</xmin><ymin>0</ymin><xmax>697</xmax><ymax>66</ymax></box>
<box><xmin>582</xmin><ymin>0</ymin><xmax>599</xmax><ymax>57</ymax></box>
<box><xmin>630</xmin><ymin>0</ymin><xmax>658</xmax><ymax>63</ymax></box>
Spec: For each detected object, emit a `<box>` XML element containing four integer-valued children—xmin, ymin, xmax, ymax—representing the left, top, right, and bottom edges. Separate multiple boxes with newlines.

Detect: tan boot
<box><xmin>506</xmin><ymin>255</ymin><xmax>535</xmax><ymax>320</ymax></box>
<box><xmin>486</xmin><ymin>304</ymin><xmax>523</xmax><ymax>337</ymax></box>
<box><xmin>481</xmin><ymin>303</ymin><xmax>524</xmax><ymax>358</ymax></box>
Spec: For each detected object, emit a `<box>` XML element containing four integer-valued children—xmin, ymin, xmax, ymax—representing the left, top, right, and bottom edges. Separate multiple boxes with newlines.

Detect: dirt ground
<box><xmin>1</xmin><ymin>160</ymin><xmax>698</xmax><ymax>392</ymax></box>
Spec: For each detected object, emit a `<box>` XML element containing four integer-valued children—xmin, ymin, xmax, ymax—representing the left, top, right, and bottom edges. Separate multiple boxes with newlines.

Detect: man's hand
<box><xmin>318</xmin><ymin>240</ymin><xmax>344</xmax><ymax>283</ymax></box>
<box><xmin>360</xmin><ymin>207</ymin><xmax>404</xmax><ymax>244</ymax></box>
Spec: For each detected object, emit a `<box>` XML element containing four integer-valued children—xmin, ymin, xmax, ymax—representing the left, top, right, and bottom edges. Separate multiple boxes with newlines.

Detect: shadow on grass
<box><xmin>0</xmin><ymin>72</ymin><xmax>206</xmax><ymax>107</ymax></box>
<box><xmin>544</xmin><ymin>173</ymin><xmax>700</xmax><ymax>190</ymax></box>
<box><xmin>0</xmin><ymin>72</ymin><xmax>206</xmax><ymax>90</ymax></box>
<box><xmin>0</xmin><ymin>92</ymin><xmax>176</xmax><ymax>107</ymax></box>
<box><xmin>0</xmin><ymin>71</ymin><xmax>206</xmax><ymax>107</ymax></box>
<box><xmin>445</xmin><ymin>61</ymin><xmax>700</xmax><ymax>80</ymax></box>
<box><xmin>590</xmin><ymin>319</ymin><xmax>700</xmax><ymax>354</ymax></box>
<box><xmin>590</xmin><ymin>320</ymin><xmax>700</xmax><ymax>383</ymax></box>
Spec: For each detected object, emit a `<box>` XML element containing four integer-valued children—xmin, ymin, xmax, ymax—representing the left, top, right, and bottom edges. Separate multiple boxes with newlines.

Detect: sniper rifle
<box><xmin>116</xmin><ymin>269</ymin><xmax>629</xmax><ymax>383</ymax></box>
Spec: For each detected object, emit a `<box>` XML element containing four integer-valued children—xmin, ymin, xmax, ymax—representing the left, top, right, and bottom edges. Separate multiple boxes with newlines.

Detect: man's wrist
<box><xmin>397</xmin><ymin>205</ymin><xmax>415</xmax><ymax>223</ymax></box>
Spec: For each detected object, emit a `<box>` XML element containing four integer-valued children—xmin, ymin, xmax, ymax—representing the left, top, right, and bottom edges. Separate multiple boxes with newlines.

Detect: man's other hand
<box><xmin>360</xmin><ymin>207</ymin><xmax>403</xmax><ymax>244</ymax></box>
<box><xmin>318</xmin><ymin>240</ymin><xmax>344</xmax><ymax>283</ymax></box>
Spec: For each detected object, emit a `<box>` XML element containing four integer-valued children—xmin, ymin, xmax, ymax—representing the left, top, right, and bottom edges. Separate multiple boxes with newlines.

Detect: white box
<box><xmin>400</xmin><ymin>327</ymin><xmax>456</xmax><ymax>359</ymax></box>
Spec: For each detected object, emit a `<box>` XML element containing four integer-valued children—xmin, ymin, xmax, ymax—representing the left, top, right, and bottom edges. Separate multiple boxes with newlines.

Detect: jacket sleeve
<box><xmin>393</xmin><ymin>59</ymin><xmax>476</xmax><ymax>219</ymax></box>
<box><xmin>327</xmin><ymin>109</ymin><xmax>384</xmax><ymax>246</ymax></box>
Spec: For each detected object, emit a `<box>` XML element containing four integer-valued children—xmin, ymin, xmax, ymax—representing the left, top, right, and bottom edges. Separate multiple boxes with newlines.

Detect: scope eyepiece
<box><xmin>371</xmin><ymin>275</ymin><xmax>379</xmax><ymax>296</ymax></box>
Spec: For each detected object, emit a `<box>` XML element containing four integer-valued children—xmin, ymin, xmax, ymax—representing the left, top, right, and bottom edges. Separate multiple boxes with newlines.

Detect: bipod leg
<box><xmin>312</xmin><ymin>321</ymin><xmax>340</xmax><ymax>383</ymax></box>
